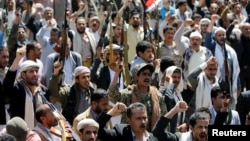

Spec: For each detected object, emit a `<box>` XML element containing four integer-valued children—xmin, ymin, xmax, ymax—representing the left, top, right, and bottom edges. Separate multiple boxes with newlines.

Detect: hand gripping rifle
<box><xmin>97</xmin><ymin>2</ymin><xmax>113</xmax><ymax>50</ymax></box>
<box><xmin>140</xmin><ymin>0</ymin><xmax>152</xmax><ymax>42</ymax></box>
<box><xmin>221</xmin><ymin>45</ymin><xmax>233</xmax><ymax>125</ymax></box>
<box><xmin>54</xmin><ymin>8</ymin><xmax>69</xmax><ymax>78</ymax></box>
<box><xmin>154</xmin><ymin>5</ymin><xmax>161</xmax><ymax>59</ymax></box>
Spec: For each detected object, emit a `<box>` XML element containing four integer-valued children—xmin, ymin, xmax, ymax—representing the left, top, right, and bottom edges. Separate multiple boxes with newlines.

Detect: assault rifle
<box><xmin>97</xmin><ymin>2</ymin><xmax>113</xmax><ymax>49</ymax></box>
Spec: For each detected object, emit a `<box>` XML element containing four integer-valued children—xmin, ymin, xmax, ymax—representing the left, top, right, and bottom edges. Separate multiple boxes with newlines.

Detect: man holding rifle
<box><xmin>205</xmin><ymin>14</ymin><xmax>240</xmax><ymax>110</ymax></box>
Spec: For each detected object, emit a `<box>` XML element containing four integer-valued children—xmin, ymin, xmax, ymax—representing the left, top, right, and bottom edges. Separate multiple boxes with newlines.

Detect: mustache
<box><xmin>140</xmin><ymin>124</ymin><xmax>146</xmax><ymax>128</ymax></box>
<box><xmin>199</xmin><ymin>132</ymin><xmax>207</xmax><ymax>138</ymax></box>
<box><xmin>143</xmin><ymin>78</ymin><xmax>150</xmax><ymax>82</ymax></box>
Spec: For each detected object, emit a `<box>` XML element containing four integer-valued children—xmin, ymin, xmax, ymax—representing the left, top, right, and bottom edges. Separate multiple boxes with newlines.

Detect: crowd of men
<box><xmin>1</xmin><ymin>0</ymin><xmax>250</xmax><ymax>141</ymax></box>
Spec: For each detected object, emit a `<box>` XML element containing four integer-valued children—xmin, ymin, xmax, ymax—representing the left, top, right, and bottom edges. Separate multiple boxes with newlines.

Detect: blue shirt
<box><xmin>160</xmin><ymin>6</ymin><xmax>175</xmax><ymax>20</ymax></box>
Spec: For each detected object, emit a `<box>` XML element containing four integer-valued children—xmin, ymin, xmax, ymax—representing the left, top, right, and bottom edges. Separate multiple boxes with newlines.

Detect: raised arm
<box><xmin>97</xmin><ymin>102</ymin><xmax>127</xmax><ymax>141</ymax></box>
<box><xmin>152</xmin><ymin>101</ymin><xmax>188</xmax><ymax>141</ymax></box>
<box><xmin>174</xmin><ymin>19</ymin><xmax>193</xmax><ymax>55</ymax></box>
<box><xmin>205</xmin><ymin>14</ymin><xmax>219</xmax><ymax>53</ymax></box>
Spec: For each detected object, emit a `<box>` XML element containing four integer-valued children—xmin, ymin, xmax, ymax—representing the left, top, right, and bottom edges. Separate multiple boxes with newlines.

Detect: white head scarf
<box><xmin>164</xmin><ymin>66</ymin><xmax>184</xmax><ymax>93</ymax></box>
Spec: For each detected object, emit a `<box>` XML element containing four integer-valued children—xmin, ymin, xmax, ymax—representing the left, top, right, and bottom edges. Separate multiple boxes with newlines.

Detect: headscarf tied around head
<box><xmin>164</xmin><ymin>66</ymin><xmax>184</xmax><ymax>93</ymax></box>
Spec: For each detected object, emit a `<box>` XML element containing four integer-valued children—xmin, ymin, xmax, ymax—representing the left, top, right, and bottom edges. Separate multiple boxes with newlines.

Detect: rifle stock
<box><xmin>123</xmin><ymin>25</ymin><xmax>131</xmax><ymax>85</ymax></box>
<box><xmin>108</xmin><ymin>17</ymin><xmax>113</xmax><ymax>64</ymax></box>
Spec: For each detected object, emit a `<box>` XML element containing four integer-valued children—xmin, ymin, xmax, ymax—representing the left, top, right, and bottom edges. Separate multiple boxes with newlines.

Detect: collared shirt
<box><xmin>127</xmin><ymin>25</ymin><xmax>144</xmax><ymax>62</ymax></box>
<box><xmin>77</xmin><ymin>88</ymin><xmax>91</xmax><ymax>114</ymax></box>
<box><xmin>159</xmin><ymin>42</ymin><xmax>183</xmax><ymax>68</ymax></box>
<box><xmin>90</xmin><ymin>108</ymin><xmax>100</xmax><ymax>120</ymax></box>
<box><xmin>64</xmin><ymin>57</ymin><xmax>73</xmax><ymax>85</ymax></box>
<box><xmin>86</xmin><ymin>28</ymin><xmax>100</xmax><ymax>43</ymax></box>
<box><xmin>81</xmin><ymin>35</ymin><xmax>92</xmax><ymax>61</ymax></box>
<box><xmin>188</xmin><ymin>47</ymin><xmax>207</xmax><ymax>74</ymax></box>
<box><xmin>131</xmin><ymin>130</ymin><xmax>150</xmax><ymax>141</ymax></box>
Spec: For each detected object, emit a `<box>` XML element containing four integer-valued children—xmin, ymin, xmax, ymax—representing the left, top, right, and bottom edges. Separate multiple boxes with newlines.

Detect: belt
<box><xmin>82</xmin><ymin>58</ymin><xmax>92</xmax><ymax>67</ymax></box>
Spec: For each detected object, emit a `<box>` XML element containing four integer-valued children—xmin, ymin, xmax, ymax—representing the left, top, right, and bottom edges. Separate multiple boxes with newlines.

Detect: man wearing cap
<box><xmin>16</xmin><ymin>41</ymin><xmax>43</xmax><ymax>82</ymax></box>
<box><xmin>86</xmin><ymin>16</ymin><xmax>101</xmax><ymax>43</ymax></box>
<box><xmin>184</xmin><ymin>18</ymin><xmax>211</xmax><ymax>46</ymax></box>
<box><xmin>6</xmin><ymin>117</ymin><xmax>41</xmax><ymax>141</ymax></box>
<box><xmin>62</xmin><ymin>66</ymin><xmax>96</xmax><ymax>125</ymax></box>
<box><xmin>3</xmin><ymin>47</ymin><xmax>48</xmax><ymax>129</ymax></box>
<box><xmin>174</xmin><ymin>18</ymin><xmax>213</xmax><ymax>104</ymax></box>
<box><xmin>108</xmin><ymin>63</ymin><xmax>167</xmax><ymax>131</ymax></box>
<box><xmin>70</xmin><ymin>16</ymin><xmax>97</xmax><ymax>67</ymax></box>
<box><xmin>205</xmin><ymin>14</ymin><xmax>240</xmax><ymax>110</ymax></box>
<box><xmin>77</xmin><ymin>118</ymin><xmax>99</xmax><ymax>141</ymax></box>
<box><xmin>91</xmin><ymin>44</ymin><xmax>124</xmax><ymax>90</ymax></box>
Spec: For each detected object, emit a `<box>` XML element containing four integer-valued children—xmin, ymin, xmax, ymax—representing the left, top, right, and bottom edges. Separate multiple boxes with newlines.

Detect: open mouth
<box><xmin>199</xmin><ymin>133</ymin><xmax>206</xmax><ymax>139</ymax></box>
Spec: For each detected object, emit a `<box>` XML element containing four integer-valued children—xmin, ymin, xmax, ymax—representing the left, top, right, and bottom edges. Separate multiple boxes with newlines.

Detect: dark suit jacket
<box><xmin>159</xmin><ymin>84</ymin><xmax>187</xmax><ymax>133</ymax></box>
<box><xmin>97</xmin><ymin>113</ymin><xmax>158</xmax><ymax>141</ymax></box>
<box><xmin>0</xmin><ymin>82</ymin><xmax>6</xmax><ymax>124</ymax></box>
<box><xmin>97</xmin><ymin>66</ymin><xmax>111</xmax><ymax>90</ymax></box>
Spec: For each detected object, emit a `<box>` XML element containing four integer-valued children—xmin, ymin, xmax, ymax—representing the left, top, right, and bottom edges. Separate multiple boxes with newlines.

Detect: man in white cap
<box><xmin>62</xmin><ymin>66</ymin><xmax>96</xmax><ymax>125</ymax></box>
<box><xmin>86</xmin><ymin>16</ymin><xmax>101</xmax><ymax>42</ymax></box>
<box><xmin>77</xmin><ymin>119</ymin><xmax>99</xmax><ymax>141</ymax></box>
<box><xmin>3</xmin><ymin>47</ymin><xmax>48</xmax><ymax>129</ymax></box>
<box><xmin>205</xmin><ymin>14</ymin><xmax>240</xmax><ymax>110</ymax></box>
<box><xmin>174</xmin><ymin>18</ymin><xmax>213</xmax><ymax>105</ymax></box>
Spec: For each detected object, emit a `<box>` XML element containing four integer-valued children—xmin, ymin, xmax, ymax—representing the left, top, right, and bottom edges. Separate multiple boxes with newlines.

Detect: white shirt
<box><xmin>64</xmin><ymin>57</ymin><xmax>73</xmax><ymax>85</ymax></box>
<box><xmin>109</xmin><ymin>67</ymin><xmax>124</xmax><ymax>90</ymax></box>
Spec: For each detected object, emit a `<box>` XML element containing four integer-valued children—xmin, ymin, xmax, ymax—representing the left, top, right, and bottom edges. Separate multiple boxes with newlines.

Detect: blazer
<box><xmin>62</xmin><ymin>84</ymin><xmax>95</xmax><ymax>125</ymax></box>
<box><xmin>97</xmin><ymin>112</ymin><xmax>158</xmax><ymax>141</ymax></box>
<box><xmin>159</xmin><ymin>84</ymin><xmax>186</xmax><ymax>133</ymax></box>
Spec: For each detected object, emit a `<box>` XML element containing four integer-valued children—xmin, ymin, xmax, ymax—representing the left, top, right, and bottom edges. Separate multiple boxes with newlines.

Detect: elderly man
<box><xmin>174</xmin><ymin>18</ymin><xmax>213</xmax><ymax>105</ymax></box>
<box><xmin>3</xmin><ymin>47</ymin><xmax>48</xmax><ymax>129</ymax></box>
<box><xmin>62</xmin><ymin>66</ymin><xmax>96</xmax><ymax>125</ymax></box>
<box><xmin>77</xmin><ymin>119</ymin><xmax>99</xmax><ymax>141</ymax></box>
